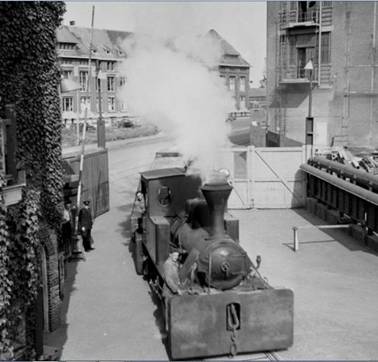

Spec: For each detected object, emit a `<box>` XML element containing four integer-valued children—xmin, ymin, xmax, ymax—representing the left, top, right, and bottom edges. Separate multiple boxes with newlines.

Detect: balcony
<box><xmin>280</xmin><ymin>9</ymin><xmax>320</xmax><ymax>30</ymax></box>
<box><xmin>279</xmin><ymin>65</ymin><xmax>319</xmax><ymax>86</ymax></box>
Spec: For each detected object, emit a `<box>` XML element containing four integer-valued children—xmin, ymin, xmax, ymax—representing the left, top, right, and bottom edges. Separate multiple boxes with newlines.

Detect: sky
<box><xmin>63</xmin><ymin>1</ymin><xmax>267</xmax><ymax>85</ymax></box>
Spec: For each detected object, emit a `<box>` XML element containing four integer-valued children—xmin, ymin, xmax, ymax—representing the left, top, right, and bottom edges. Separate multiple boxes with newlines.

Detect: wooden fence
<box><xmin>63</xmin><ymin>147</ymin><xmax>109</xmax><ymax>218</ymax></box>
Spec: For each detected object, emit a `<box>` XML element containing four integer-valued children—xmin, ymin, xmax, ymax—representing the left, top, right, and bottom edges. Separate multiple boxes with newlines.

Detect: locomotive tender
<box><xmin>130</xmin><ymin>164</ymin><xmax>294</xmax><ymax>360</ymax></box>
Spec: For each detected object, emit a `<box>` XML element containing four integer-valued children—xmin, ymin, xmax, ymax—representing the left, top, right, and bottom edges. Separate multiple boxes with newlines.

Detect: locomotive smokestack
<box><xmin>201</xmin><ymin>180</ymin><xmax>232</xmax><ymax>238</ymax></box>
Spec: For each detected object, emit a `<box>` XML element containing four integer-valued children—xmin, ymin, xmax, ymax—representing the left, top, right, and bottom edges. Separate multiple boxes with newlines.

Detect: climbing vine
<box><xmin>0</xmin><ymin>2</ymin><xmax>66</xmax><ymax>359</ymax></box>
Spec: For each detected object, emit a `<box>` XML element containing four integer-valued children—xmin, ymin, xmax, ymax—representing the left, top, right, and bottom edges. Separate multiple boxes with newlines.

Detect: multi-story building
<box><xmin>57</xmin><ymin>26</ymin><xmax>251</xmax><ymax>126</ymax></box>
<box><xmin>57</xmin><ymin>24</ymin><xmax>131</xmax><ymax>128</ymax></box>
<box><xmin>207</xmin><ymin>29</ymin><xmax>251</xmax><ymax>110</ymax></box>
<box><xmin>267</xmin><ymin>1</ymin><xmax>378</xmax><ymax>148</ymax></box>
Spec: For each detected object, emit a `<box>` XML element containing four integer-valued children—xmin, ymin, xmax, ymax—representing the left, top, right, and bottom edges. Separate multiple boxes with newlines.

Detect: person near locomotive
<box><xmin>163</xmin><ymin>251</ymin><xmax>183</xmax><ymax>296</ymax></box>
<box><xmin>78</xmin><ymin>200</ymin><xmax>95</xmax><ymax>252</ymax></box>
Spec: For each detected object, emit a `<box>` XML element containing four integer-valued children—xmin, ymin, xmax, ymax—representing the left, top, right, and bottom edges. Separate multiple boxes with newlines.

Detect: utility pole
<box><xmin>96</xmin><ymin>60</ymin><xmax>106</xmax><ymax>148</ymax></box>
<box><xmin>72</xmin><ymin>5</ymin><xmax>95</xmax><ymax>259</ymax></box>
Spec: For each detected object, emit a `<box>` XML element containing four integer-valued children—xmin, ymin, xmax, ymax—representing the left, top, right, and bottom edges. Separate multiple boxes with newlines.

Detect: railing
<box><xmin>301</xmin><ymin>157</ymin><xmax>378</xmax><ymax>235</ymax></box>
<box><xmin>279</xmin><ymin>9</ymin><xmax>319</xmax><ymax>29</ymax></box>
<box><xmin>280</xmin><ymin>65</ymin><xmax>319</xmax><ymax>82</ymax></box>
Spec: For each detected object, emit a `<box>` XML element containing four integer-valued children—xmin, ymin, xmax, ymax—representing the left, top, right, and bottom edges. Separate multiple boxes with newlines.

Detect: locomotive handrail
<box><xmin>300</xmin><ymin>163</ymin><xmax>378</xmax><ymax>206</ymax></box>
<box><xmin>309</xmin><ymin>156</ymin><xmax>378</xmax><ymax>190</ymax></box>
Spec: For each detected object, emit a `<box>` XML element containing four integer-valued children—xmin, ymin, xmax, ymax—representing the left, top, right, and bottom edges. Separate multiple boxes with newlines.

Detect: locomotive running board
<box><xmin>167</xmin><ymin>288</ymin><xmax>294</xmax><ymax>360</ymax></box>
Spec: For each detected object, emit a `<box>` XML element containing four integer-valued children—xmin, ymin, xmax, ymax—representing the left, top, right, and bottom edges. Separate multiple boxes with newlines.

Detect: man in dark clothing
<box><xmin>78</xmin><ymin>200</ymin><xmax>94</xmax><ymax>252</ymax></box>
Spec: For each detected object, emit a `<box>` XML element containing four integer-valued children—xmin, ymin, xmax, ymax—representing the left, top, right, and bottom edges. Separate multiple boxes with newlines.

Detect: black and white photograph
<box><xmin>1</xmin><ymin>0</ymin><xmax>378</xmax><ymax>360</ymax></box>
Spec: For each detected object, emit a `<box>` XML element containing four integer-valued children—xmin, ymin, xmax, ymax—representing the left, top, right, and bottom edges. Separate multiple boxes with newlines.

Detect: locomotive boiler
<box><xmin>130</xmin><ymin>166</ymin><xmax>294</xmax><ymax>360</ymax></box>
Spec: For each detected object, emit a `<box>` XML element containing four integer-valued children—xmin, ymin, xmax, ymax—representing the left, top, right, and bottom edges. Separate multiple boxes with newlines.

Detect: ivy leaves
<box><xmin>0</xmin><ymin>2</ymin><xmax>65</xmax><ymax>359</ymax></box>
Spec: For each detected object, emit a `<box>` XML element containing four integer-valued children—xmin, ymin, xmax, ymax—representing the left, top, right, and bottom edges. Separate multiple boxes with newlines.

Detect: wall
<box><xmin>267</xmin><ymin>2</ymin><xmax>378</xmax><ymax>149</ymax></box>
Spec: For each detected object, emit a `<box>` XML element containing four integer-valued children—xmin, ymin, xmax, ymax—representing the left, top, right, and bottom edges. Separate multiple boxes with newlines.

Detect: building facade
<box><xmin>57</xmin><ymin>25</ymin><xmax>131</xmax><ymax>128</ymax></box>
<box><xmin>267</xmin><ymin>1</ymin><xmax>378</xmax><ymax>148</ymax></box>
<box><xmin>57</xmin><ymin>26</ymin><xmax>251</xmax><ymax>126</ymax></box>
<box><xmin>207</xmin><ymin>29</ymin><xmax>251</xmax><ymax>110</ymax></box>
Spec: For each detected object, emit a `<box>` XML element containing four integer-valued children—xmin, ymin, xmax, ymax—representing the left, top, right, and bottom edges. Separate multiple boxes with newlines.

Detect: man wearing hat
<box><xmin>78</xmin><ymin>200</ymin><xmax>95</xmax><ymax>252</ymax></box>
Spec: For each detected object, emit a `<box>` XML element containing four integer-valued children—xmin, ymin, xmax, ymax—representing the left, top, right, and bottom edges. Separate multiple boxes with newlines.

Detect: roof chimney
<box><xmin>69</xmin><ymin>20</ymin><xmax>75</xmax><ymax>26</ymax></box>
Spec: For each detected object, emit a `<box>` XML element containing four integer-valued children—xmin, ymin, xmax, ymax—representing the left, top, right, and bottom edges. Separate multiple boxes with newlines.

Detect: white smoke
<box><xmin>118</xmin><ymin>29</ymin><xmax>234</xmax><ymax>178</ymax></box>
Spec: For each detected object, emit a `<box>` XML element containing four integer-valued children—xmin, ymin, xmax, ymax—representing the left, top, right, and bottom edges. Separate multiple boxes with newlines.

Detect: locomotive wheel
<box><xmin>134</xmin><ymin>232</ymin><xmax>144</xmax><ymax>275</ymax></box>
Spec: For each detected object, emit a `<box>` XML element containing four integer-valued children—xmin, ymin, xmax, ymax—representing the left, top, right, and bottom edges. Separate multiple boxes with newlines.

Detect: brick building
<box><xmin>207</xmin><ymin>29</ymin><xmax>251</xmax><ymax>110</ymax></box>
<box><xmin>57</xmin><ymin>25</ymin><xmax>131</xmax><ymax>128</ymax></box>
<box><xmin>267</xmin><ymin>1</ymin><xmax>378</xmax><ymax>148</ymax></box>
<box><xmin>56</xmin><ymin>26</ymin><xmax>251</xmax><ymax>125</ymax></box>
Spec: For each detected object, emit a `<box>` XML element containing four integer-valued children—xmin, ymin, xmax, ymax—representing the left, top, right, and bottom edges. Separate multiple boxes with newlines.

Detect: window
<box><xmin>80</xmin><ymin>97</ymin><xmax>91</xmax><ymax>113</ymax></box>
<box><xmin>119</xmin><ymin>101</ymin><xmax>127</xmax><ymax>111</ymax></box>
<box><xmin>62</xmin><ymin>70</ymin><xmax>73</xmax><ymax>79</ymax></box>
<box><xmin>79</xmin><ymin>71</ymin><xmax>88</xmax><ymax>91</ymax></box>
<box><xmin>229</xmin><ymin>76</ymin><xmax>236</xmax><ymax>91</ymax></box>
<box><xmin>59</xmin><ymin>43</ymin><xmax>75</xmax><ymax>50</ymax></box>
<box><xmin>107</xmin><ymin>76</ymin><xmax>115</xmax><ymax>91</ymax></box>
<box><xmin>108</xmin><ymin>97</ymin><xmax>116</xmax><ymax>112</ymax></box>
<box><xmin>321</xmin><ymin>32</ymin><xmax>331</xmax><ymax>63</ymax></box>
<box><xmin>289</xmin><ymin>38</ymin><xmax>296</xmax><ymax>65</ymax></box>
<box><xmin>322</xmin><ymin>1</ymin><xmax>332</xmax><ymax>7</ymax></box>
<box><xmin>61</xmin><ymin>59</ymin><xmax>73</xmax><ymax>65</ymax></box>
<box><xmin>120</xmin><ymin>76</ymin><xmax>126</xmax><ymax>87</ymax></box>
<box><xmin>106</xmin><ymin>61</ymin><xmax>114</xmax><ymax>71</ymax></box>
<box><xmin>239</xmin><ymin>77</ymin><xmax>246</xmax><ymax>92</ymax></box>
<box><xmin>289</xmin><ymin>1</ymin><xmax>297</xmax><ymax>11</ymax></box>
<box><xmin>62</xmin><ymin>97</ymin><xmax>73</xmax><ymax>112</ymax></box>
<box><xmin>96</xmin><ymin>78</ymin><xmax>101</xmax><ymax>91</ymax></box>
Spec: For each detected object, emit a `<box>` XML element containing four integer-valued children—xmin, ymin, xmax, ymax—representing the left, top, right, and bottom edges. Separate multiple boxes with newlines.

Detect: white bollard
<box><xmin>293</xmin><ymin>226</ymin><xmax>299</xmax><ymax>252</ymax></box>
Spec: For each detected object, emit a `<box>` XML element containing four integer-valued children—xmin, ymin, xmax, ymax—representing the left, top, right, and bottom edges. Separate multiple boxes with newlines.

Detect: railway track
<box><xmin>203</xmin><ymin>350</ymin><xmax>281</xmax><ymax>361</ymax></box>
<box><xmin>264</xmin><ymin>351</ymin><xmax>281</xmax><ymax>361</ymax></box>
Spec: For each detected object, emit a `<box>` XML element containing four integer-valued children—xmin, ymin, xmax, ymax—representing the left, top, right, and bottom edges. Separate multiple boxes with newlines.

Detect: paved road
<box><xmin>48</xmin><ymin>135</ymin><xmax>378</xmax><ymax>360</ymax></box>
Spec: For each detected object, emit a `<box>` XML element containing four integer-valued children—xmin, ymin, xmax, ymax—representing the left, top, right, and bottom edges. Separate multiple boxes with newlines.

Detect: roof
<box><xmin>56</xmin><ymin>25</ymin><xmax>249</xmax><ymax>68</ymax></box>
<box><xmin>56</xmin><ymin>25</ymin><xmax>132</xmax><ymax>59</ymax></box>
<box><xmin>57</xmin><ymin>26</ymin><xmax>79</xmax><ymax>44</ymax></box>
<box><xmin>207</xmin><ymin>29</ymin><xmax>250</xmax><ymax>68</ymax></box>
<box><xmin>141</xmin><ymin>167</ymin><xmax>186</xmax><ymax>181</ymax></box>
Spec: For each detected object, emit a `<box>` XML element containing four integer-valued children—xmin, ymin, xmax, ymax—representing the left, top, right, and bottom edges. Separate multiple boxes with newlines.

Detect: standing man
<box><xmin>78</xmin><ymin>200</ymin><xmax>95</xmax><ymax>252</ymax></box>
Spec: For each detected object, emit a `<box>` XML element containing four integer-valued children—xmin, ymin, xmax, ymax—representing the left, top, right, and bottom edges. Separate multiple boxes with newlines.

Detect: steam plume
<box><xmin>118</xmin><ymin>30</ymin><xmax>234</xmax><ymax>177</ymax></box>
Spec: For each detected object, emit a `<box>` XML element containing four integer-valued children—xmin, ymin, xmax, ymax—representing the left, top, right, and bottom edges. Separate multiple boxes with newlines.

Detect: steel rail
<box><xmin>301</xmin><ymin>163</ymin><xmax>378</xmax><ymax>206</ymax></box>
<box><xmin>310</xmin><ymin>156</ymin><xmax>378</xmax><ymax>189</ymax></box>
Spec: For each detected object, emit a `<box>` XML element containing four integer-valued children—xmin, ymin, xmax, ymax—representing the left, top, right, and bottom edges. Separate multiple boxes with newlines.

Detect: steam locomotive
<box><xmin>130</xmin><ymin>163</ymin><xmax>294</xmax><ymax>360</ymax></box>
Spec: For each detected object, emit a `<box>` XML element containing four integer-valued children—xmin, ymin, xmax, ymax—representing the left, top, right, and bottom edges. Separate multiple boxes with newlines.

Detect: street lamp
<box><xmin>304</xmin><ymin>59</ymin><xmax>314</xmax><ymax>160</ymax></box>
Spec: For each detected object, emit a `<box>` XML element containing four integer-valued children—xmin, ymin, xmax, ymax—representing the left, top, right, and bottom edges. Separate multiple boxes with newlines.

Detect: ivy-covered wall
<box><xmin>0</xmin><ymin>2</ymin><xmax>66</xmax><ymax>359</ymax></box>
